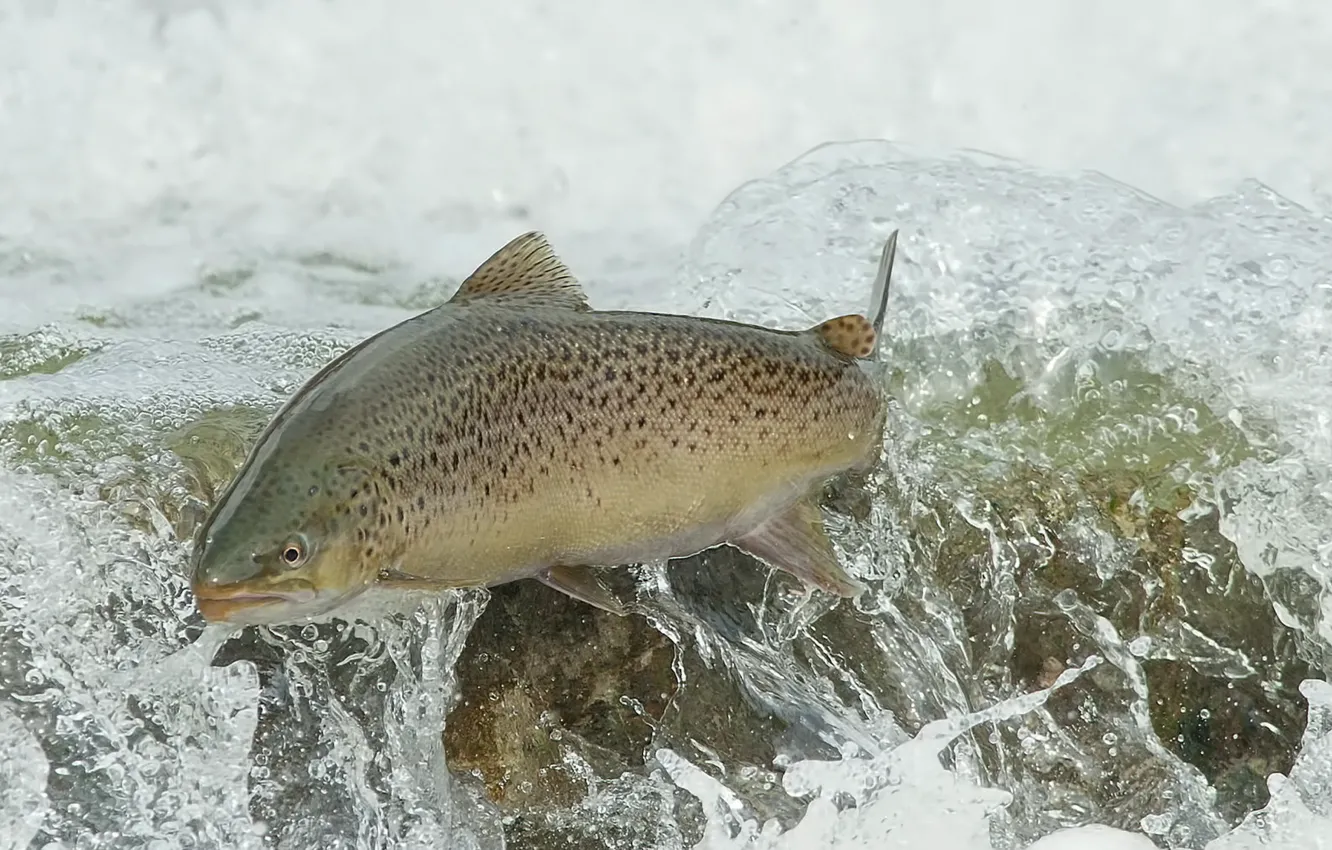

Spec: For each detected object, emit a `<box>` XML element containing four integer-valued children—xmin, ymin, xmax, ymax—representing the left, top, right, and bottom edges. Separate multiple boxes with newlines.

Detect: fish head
<box><xmin>190</xmin><ymin>454</ymin><xmax>384</xmax><ymax>626</ymax></box>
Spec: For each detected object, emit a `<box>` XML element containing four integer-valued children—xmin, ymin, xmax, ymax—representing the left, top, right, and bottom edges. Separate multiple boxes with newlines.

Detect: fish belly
<box><xmin>424</xmin><ymin>424</ymin><xmax>859</xmax><ymax>585</ymax></box>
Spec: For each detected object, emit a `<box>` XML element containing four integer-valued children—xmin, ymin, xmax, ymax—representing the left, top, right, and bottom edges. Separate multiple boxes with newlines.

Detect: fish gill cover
<box><xmin>2</xmin><ymin>141</ymin><xmax>1332</xmax><ymax>849</ymax></box>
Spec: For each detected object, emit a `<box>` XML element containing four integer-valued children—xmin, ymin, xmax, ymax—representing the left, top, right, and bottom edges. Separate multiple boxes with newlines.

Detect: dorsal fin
<box><xmin>448</xmin><ymin>231</ymin><xmax>590</xmax><ymax>310</ymax></box>
<box><xmin>810</xmin><ymin>314</ymin><xmax>877</xmax><ymax>359</ymax></box>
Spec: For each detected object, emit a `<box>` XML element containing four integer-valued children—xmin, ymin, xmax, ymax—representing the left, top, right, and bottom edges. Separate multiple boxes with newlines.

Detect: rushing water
<box><xmin>3</xmin><ymin>141</ymin><xmax>1332</xmax><ymax>849</ymax></box>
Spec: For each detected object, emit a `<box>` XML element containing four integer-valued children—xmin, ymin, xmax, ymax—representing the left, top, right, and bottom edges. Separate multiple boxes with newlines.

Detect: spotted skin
<box><xmin>190</xmin><ymin>231</ymin><xmax>898</xmax><ymax>624</ymax></box>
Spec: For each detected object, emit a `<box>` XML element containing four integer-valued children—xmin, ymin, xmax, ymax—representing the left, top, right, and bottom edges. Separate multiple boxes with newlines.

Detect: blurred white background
<box><xmin>1</xmin><ymin>0</ymin><xmax>1329</xmax><ymax>259</ymax></box>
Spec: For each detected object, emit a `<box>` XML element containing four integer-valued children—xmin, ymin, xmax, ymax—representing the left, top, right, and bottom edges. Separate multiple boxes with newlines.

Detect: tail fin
<box><xmin>866</xmin><ymin>230</ymin><xmax>899</xmax><ymax>363</ymax></box>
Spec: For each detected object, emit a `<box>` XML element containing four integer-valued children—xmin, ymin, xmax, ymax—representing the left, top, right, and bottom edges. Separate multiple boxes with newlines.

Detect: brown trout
<box><xmin>191</xmin><ymin>230</ymin><xmax>899</xmax><ymax>625</ymax></box>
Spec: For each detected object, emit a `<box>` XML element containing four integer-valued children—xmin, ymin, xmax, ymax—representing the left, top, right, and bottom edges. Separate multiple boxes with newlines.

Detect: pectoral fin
<box><xmin>732</xmin><ymin>498</ymin><xmax>866</xmax><ymax>598</ymax></box>
<box><xmin>537</xmin><ymin>565</ymin><xmax>628</xmax><ymax>616</ymax></box>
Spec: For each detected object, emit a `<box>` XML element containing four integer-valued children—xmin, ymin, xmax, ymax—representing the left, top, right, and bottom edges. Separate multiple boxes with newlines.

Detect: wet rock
<box><xmin>501</xmin><ymin>772</ymin><xmax>701</xmax><ymax>850</ymax></box>
<box><xmin>442</xmin><ymin>551</ymin><xmax>814</xmax><ymax>847</ymax></box>
<box><xmin>443</xmin><ymin>578</ymin><xmax>675</xmax><ymax>810</ymax></box>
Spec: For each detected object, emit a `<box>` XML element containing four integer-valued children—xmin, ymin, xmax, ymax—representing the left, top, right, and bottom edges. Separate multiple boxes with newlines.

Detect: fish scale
<box><xmin>190</xmin><ymin>230</ymin><xmax>900</xmax><ymax>625</ymax></box>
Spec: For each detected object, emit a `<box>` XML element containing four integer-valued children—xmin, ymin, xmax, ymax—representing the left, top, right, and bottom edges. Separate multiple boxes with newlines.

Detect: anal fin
<box><xmin>810</xmin><ymin>314</ymin><xmax>877</xmax><ymax>360</ymax></box>
<box><xmin>537</xmin><ymin>565</ymin><xmax>628</xmax><ymax>616</ymax></box>
<box><xmin>731</xmin><ymin>498</ymin><xmax>866</xmax><ymax>598</ymax></box>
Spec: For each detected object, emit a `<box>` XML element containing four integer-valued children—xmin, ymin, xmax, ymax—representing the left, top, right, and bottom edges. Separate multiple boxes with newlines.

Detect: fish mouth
<box><xmin>193</xmin><ymin>585</ymin><xmax>319</xmax><ymax>624</ymax></box>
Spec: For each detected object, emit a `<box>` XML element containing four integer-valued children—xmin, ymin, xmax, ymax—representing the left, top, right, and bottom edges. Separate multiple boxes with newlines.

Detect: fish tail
<box><xmin>866</xmin><ymin>230</ymin><xmax>899</xmax><ymax>363</ymax></box>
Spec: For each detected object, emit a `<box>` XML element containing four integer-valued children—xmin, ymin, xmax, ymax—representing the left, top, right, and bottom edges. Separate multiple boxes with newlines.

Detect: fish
<box><xmin>190</xmin><ymin>229</ymin><xmax>900</xmax><ymax>626</ymax></box>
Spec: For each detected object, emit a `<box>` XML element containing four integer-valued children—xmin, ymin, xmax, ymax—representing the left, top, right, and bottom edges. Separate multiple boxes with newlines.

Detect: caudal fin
<box><xmin>866</xmin><ymin>230</ymin><xmax>899</xmax><ymax>363</ymax></box>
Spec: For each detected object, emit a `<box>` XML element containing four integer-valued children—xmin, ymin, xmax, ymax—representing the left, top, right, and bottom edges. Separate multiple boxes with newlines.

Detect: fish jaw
<box><xmin>194</xmin><ymin>589</ymin><xmax>307</xmax><ymax>624</ymax></box>
<box><xmin>192</xmin><ymin>580</ymin><xmax>366</xmax><ymax>626</ymax></box>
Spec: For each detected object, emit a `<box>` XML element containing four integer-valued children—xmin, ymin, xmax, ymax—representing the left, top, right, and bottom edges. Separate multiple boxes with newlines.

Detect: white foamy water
<box><xmin>5</xmin><ymin>2</ymin><xmax>1332</xmax><ymax>849</ymax></box>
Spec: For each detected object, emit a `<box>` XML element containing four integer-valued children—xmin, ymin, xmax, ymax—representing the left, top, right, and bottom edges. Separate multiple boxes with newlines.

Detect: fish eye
<box><xmin>279</xmin><ymin>535</ymin><xmax>309</xmax><ymax>568</ymax></box>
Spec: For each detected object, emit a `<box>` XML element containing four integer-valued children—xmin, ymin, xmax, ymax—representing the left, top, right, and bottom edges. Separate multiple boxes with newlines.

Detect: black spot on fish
<box><xmin>396</xmin><ymin>506</ymin><xmax>405</xmax><ymax>523</ymax></box>
<box><xmin>389</xmin><ymin>454</ymin><xmax>401</xmax><ymax>467</ymax></box>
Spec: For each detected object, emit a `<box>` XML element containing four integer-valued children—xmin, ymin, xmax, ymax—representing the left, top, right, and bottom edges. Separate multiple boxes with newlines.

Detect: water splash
<box><xmin>1</xmin><ymin>141</ymin><xmax>1330</xmax><ymax>849</ymax></box>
